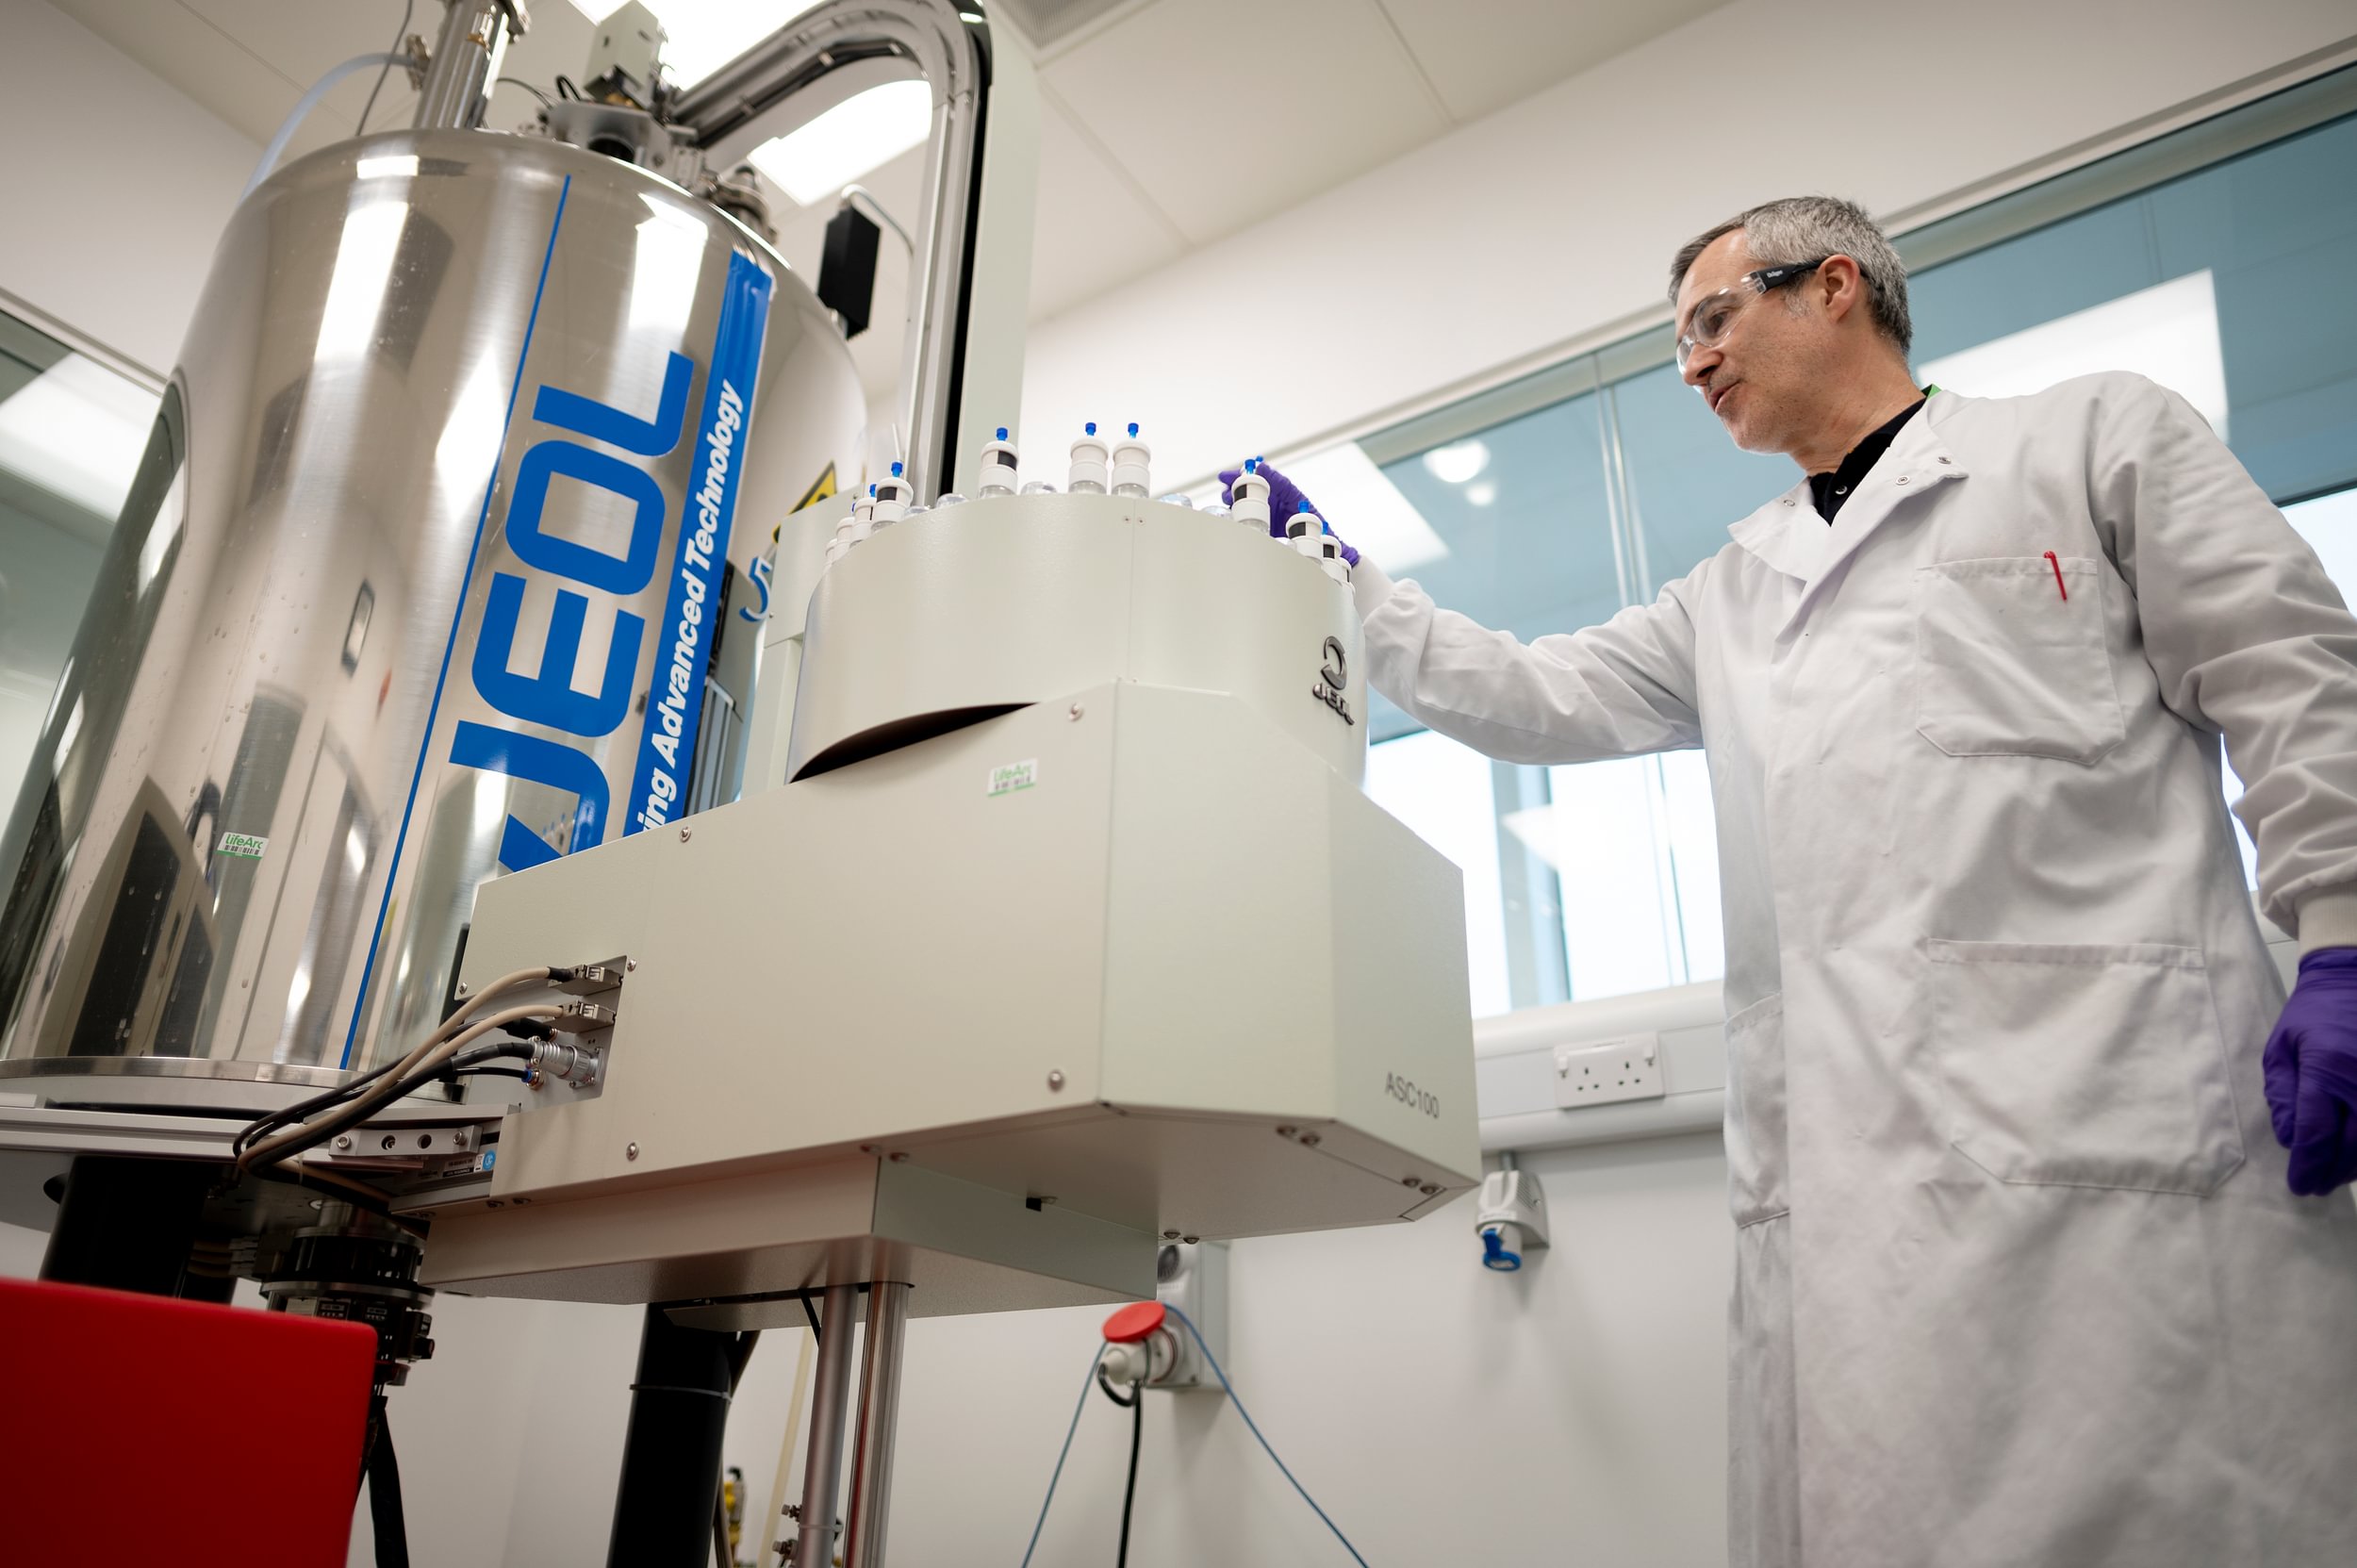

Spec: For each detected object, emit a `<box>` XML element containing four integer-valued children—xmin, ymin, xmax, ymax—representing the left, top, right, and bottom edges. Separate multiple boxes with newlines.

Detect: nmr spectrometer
<box><xmin>0</xmin><ymin>5</ymin><xmax>1477</xmax><ymax>1562</ymax></box>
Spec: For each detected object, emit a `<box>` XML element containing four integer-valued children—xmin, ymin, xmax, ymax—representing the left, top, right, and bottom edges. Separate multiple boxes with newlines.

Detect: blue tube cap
<box><xmin>1481</xmin><ymin>1227</ymin><xmax>1522</xmax><ymax>1272</ymax></box>
<box><xmin>890</xmin><ymin>460</ymin><xmax>903</xmax><ymax>477</ymax></box>
<box><xmin>996</xmin><ymin>426</ymin><xmax>1009</xmax><ymax>440</ymax></box>
<box><xmin>1128</xmin><ymin>421</ymin><xmax>1140</xmax><ymax>437</ymax></box>
<box><xmin>1085</xmin><ymin>421</ymin><xmax>1097</xmax><ymax>436</ymax></box>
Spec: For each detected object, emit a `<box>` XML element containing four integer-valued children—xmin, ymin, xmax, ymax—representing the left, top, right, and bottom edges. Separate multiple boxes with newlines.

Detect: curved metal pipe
<box><xmin>668</xmin><ymin>0</ymin><xmax>1008</xmax><ymax>503</ymax></box>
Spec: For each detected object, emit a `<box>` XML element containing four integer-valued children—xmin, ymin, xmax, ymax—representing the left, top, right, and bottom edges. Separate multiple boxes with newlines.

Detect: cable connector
<box><xmin>555</xmin><ymin>963</ymin><xmax>626</xmax><ymax>995</ymax></box>
<box><xmin>528</xmin><ymin>1039</ymin><xmax>600</xmax><ymax>1086</ymax></box>
<box><xmin>551</xmin><ymin>1000</ymin><xmax>616</xmax><ymax>1032</ymax></box>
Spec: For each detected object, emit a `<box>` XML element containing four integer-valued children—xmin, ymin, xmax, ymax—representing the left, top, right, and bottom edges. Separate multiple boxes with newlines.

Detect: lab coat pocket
<box><xmin>1722</xmin><ymin>994</ymin><xmax>1789</xmax><ymax>1226</ymax></box>
<box><xmin>1927</xmin><ymin>940</ymin><xmax>2245</xmax><ymax>1195</ymax></box>
<box><xmin>1914</xmin><ymin>557</ymin><xmax>2124</xmax><ymax>764</ymax></box>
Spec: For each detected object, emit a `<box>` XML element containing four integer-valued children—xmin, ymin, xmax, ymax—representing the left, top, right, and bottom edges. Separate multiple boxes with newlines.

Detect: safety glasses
<box><xmin>1675</xmin><ymin>257</ymin><xmax>1831</xmax><ymax>373</ymax></box>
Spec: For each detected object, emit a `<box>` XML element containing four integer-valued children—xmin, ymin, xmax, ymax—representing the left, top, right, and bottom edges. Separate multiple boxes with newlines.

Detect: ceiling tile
<box><xmin>41</xmin><ymin>0</ymin><xmax>1739</xmax><ymax>355</ymax></box>
<box><xmin>1376</xmin><ymin>0</ymin><xmax>1733</xmax><ymax>124</ymax></box>
<box><xmin>1041</xmin><ymin>0</ymin><xmax>1447</xmax><ymax>245</ymax></box>
<box><xmin>48</xmin><ymin>0</ymin><xmax>306</xmax><ymax>148</ymax></box>
<box><xmin>182</xmin><ymin>0</ymin><xmax>408</xmax><ymax>95</ymax></box>
<box><xmin>50</xmin><ymin>0</ymin><xmax>592</xmax><ymax>165</ymax></box>
<box><xmin>1027</xmin><ymin>90</ymin><xmax>1184</xmax><ymax>320</ymax></box>
<box><xmin>997</xmin><ymin>0</ymin><xmax>1138</xmax><ymax>53</ymax></box>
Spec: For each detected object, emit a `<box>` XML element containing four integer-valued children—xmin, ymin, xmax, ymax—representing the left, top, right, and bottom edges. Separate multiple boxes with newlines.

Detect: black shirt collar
<box><xmin>1808</xmin><ymin>396</ymin><xmax>1927</xmax><ymax>522</ymax></box>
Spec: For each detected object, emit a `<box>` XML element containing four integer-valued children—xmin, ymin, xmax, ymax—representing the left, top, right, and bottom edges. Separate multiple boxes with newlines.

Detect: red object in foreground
<box><xmin>1100</xmin><ymin>1300</ymin><xmax>1168</xmax><ymax>1344</ymax></box>
<box><xmin>0</xmin><ymin>1276</ymin><xmax>377</xmax><ymax>1567</ymax></box>
<box><xmin>2044</xmin><ymin>550</ymin><xmax>2069</xmax><ymax>601</ymax></box>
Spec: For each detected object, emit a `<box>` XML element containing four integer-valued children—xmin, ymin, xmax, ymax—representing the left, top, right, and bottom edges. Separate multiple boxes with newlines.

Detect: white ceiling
<box><xmin>45</xmin><ymin>0</ymin><xmax>1728</xmax><ymax>400</ymax></box>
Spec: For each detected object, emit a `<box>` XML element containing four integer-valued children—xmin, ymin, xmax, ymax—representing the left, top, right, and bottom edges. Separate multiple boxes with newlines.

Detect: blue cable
<box><xmin>1164</xmin><ymin>1304</ymin><xmax>1371</xmax><ymax>1567</ymax></box>
<box><xmin>1017</xmin><ymin>1343</ymin><xmax>1108</xmax><ymax>1568</ymax></box>
<box><xmin>1016</xmin><ymin>1312</ymin><xmax>1371</xmax><ymax>1567</ymax></box>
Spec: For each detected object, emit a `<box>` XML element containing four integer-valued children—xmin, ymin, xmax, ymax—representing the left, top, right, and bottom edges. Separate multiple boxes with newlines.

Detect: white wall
<box><xmin>0</xmin><ymin>0</ymin><xmax>256</xmax><ymax>373</ymax></box>
<box><xmin>3</xmin><ymin>1132</ymin><xmax>1732</xmax><ymax>1567</ymax></box>
<box><xmin>1014</xmin><ymin>0</ymin><xmax>2357</xmax><ymax>488</ymax></box>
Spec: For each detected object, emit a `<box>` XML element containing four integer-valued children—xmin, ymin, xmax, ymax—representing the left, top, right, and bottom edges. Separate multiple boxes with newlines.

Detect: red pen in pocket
<box><xmin>2043</xmin><ymin>551</ymin><xmax>2068</xmax><ymax>602</ymax></box>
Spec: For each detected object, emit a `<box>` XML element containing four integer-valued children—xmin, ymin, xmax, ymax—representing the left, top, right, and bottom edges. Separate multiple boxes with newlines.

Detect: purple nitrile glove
<box><xmin>1216</xmin><ymin>459</ymin><xmax>1360</xmax><ymax>567</ymax></box>
<box><xmin>2263</xmin><ymin>948</ymin><xmax>2357</xmax><ymax>1196</ymax></box>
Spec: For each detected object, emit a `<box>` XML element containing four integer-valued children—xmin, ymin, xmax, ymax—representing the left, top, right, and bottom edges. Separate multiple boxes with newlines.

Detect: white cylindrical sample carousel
<box><xmin>786</xmin><ymin>492</ymin><xmax>1367</xmax><ymax>786</ymax></box>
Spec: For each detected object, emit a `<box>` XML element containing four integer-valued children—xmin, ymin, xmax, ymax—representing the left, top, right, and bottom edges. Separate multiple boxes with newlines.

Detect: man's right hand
<box><xmin>1217</xmin><ymin>460</ymin><xmax>1360</xmax><ymax>566</ymax></box>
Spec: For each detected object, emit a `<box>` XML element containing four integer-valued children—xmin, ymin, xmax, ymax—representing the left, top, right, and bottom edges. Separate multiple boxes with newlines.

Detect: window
<box><xmin>1353</xmin><ymin>67</ymin><xmax>2357</xmax><ymax>1016</ymax></box>
<box><xmin>0</xmin><ymin>305</ymin><xmax>160</xmax><ymax>803</ymax></box>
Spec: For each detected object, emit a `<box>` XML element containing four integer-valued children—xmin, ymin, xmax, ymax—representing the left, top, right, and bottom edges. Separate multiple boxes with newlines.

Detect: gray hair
<box><xmin>1668</xmin><ymin>195</ymin><xmax>1913</xmax><ymax>355</ymax></box>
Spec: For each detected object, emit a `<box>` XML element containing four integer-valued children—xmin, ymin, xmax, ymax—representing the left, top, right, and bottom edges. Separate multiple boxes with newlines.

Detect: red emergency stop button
<box><xmin>1101</xmin><ymin>1301</ymin><xmax>1166</xmax><ymax>1343</ymax></box>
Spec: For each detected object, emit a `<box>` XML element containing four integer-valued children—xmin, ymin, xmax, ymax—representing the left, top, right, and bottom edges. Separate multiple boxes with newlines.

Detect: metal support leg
<box><xmin>793</xmin><ymin>1282</ymin><xmax>861</xmax><ymax>1565</ymax></box>
<box><xmin>605</xmin><ymin>1305</ymin><xmax>749</xmax><ymax>1568</ymax></box>
<box><xmin>843</xmin><ymin>1280</ymin><xmax>911</xmax><ymax>1568</ymax></box>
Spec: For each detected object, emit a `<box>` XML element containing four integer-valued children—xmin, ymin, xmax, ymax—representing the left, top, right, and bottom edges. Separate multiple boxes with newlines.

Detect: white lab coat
<box><xmin>1357</xmin><ymin>373</ymin><xmax>2357</xmax><ymax>1567</ymax></box>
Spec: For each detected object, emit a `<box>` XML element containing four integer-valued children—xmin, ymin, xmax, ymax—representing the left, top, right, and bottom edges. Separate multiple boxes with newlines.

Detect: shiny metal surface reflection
<box><xmin>0</xmin><ymin>129</ymin><xmax>862</xmax><ymax>1101</ymax></box>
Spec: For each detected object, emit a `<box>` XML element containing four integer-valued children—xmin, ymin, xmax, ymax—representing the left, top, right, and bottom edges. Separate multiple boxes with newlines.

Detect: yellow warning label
<box><xmin>773</xmin><ymin>463</ymin><xmax>840</xmax><ymax>540</ymax></box>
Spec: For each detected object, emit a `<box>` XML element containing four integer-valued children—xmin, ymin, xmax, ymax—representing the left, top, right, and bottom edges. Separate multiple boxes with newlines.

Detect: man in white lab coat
<box><xmin>1227</xmin><ymin>196</ymin><xmax>2357</xmax><ymax>1567</ymax></box>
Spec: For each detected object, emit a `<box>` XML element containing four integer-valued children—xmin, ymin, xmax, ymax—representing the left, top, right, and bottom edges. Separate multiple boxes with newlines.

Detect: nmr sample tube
<box><xmin>1111</xmin><ymin>422</ymin><xmax>1151</xmax><ymax>498</ymax></box>
<box><xmin>978</xmin><ymin>427</ymin><xmax>1019</xmax><ymax>498</ymax></box>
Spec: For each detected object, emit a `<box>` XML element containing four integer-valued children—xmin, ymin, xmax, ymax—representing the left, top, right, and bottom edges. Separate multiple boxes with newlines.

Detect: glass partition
<box><xmin>0</xmin><ymin>309</ymin><xmax>160</xmax><ymax>801</ymax></box>
<box><xmin>1347</xmin><ymin>73</ymin><xmax>2357</xmax><ymax>1016</ymax></box>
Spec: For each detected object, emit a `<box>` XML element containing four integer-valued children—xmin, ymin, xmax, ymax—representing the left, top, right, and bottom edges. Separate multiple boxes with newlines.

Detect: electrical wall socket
<box><xmin>1552</xmin><ymin>1032</ymin><xmax>1665</xmax><ymax>1109</ymax></box>
<box><xmin>1150</xmin><ymin>1240</ymin><xmax>1228</xmax><ymax>1392</ymax></box>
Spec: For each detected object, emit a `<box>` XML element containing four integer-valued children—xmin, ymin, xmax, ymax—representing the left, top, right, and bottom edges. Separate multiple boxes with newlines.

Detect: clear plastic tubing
<box><xmin>1111</xmin><ymin>421</ymin><xmax>1151</xmax><ymax>498</ymax></box>
<box><xmin>979</xmin><ymin>427</ymin><xmax>1019</xmax><ymax>498</ymax></box>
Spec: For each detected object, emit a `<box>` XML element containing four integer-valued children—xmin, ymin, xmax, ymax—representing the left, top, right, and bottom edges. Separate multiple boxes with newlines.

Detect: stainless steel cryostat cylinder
<box><xmin>0</xmin><ymin>128</ymin><xmax>863</xmax><ymax>1102</ymax></box>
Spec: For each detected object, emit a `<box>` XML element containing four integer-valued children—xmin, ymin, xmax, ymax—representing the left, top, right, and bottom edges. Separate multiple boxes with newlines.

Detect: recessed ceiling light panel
<box><xmin>1422</xmin><ymin>439</ymin><xmax>1490</xmax><ymax>486</ymax></box>
<box><xmin>744</xmin><ymin>80</ymin><xmax>934</xmax><ymax>206</ymax></box>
